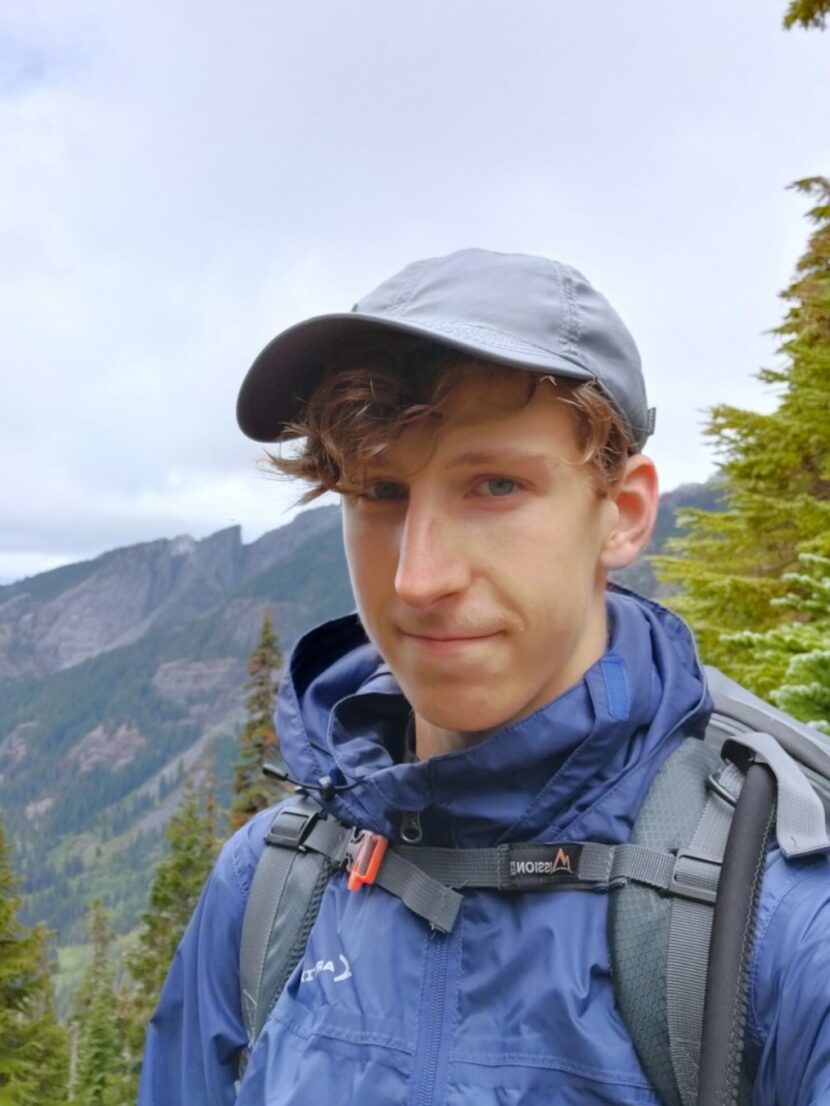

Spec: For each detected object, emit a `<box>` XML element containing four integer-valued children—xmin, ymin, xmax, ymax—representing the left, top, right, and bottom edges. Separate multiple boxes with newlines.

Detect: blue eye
<box><xmin>483</xmin><ymin>478</ymin><xmax>518</xmax><ymax>497</ymax></box>
<box><xmin>369</xmin><ymin>482</ymin><xmax>405</xmax><ymax>501</ymax></box>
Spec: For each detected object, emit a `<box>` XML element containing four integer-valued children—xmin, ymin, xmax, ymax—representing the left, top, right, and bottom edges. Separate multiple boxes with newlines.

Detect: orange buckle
<box><xmin>346</xmin><ymin>830</ymin><xmax>389</xmax><ymax>892</ymax></box>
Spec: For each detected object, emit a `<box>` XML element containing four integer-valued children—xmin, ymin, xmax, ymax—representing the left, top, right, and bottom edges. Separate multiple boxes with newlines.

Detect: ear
<box><xmin>599</xmin><ymin>454</ymin><xmax>659</xmax><ymax>572</ymax></box>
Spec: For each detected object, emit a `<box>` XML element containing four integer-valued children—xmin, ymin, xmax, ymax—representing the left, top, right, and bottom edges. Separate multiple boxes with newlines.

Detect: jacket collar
<box><xmin>276</xmin><ymin>588</ymin><xmax>711</xmax><ymax>847</ymax></box>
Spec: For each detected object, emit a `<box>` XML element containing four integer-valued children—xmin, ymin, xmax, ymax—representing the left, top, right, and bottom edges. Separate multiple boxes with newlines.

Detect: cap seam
<box><xmin>383</xmin><ymin>258</ymin><xmax>432</xmax><ymax>315</ymax></box>
<box><xmin>381</xmin><ymin>312</ymin><xmax>573</xmax><ymax>363</ymax></box>
<box><xmin>556</xmin><ymin>261</ymin><xmax>580</xmax><ymax>362</ymax></box>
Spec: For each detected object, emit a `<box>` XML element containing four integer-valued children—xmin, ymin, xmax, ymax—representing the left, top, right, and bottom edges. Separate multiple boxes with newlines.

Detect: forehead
<box><xmin>374</xmin><ymin>367</ymin><xmax>583</xmax><ymax>467</ymax></box>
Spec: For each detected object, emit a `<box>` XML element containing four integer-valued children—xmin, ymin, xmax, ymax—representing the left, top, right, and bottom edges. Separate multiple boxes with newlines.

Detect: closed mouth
<box><xmin>402</xmin><ymin>630</ymin><xmax>500</xmax><ymax>643</ymax></box>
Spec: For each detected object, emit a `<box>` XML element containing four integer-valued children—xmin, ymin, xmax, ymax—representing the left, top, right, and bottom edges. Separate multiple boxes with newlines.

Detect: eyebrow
<box><xmin>446</xmin><ymin>449</ymin><xmax>556</xmax><ymax>470</ymax></box>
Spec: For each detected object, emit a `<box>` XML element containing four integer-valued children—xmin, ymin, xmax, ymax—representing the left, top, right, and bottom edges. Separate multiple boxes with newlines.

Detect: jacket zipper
<box><xmin>409</xmin><ymin>929</ymin><xmax>451</xmax><ymax>1106</ymax></box>
<box><xmin>401</xmin><ymin>811</ymin><xmax>423</xmax><ymax>844</ymax></box>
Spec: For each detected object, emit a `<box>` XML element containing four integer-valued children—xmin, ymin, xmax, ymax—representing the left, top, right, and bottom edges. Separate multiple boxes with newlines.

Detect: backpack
<box><xmin>238</xmin><ymin>667</ymin><xmax>830</xmax><ymax>1105</ymax></box>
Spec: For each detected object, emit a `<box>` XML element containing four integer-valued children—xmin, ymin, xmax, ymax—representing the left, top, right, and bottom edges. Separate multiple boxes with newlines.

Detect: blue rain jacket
<box><xmin>139</xmin><ymin>590</ymin><xmax>830</xmax><ymax>1105</ymax></box>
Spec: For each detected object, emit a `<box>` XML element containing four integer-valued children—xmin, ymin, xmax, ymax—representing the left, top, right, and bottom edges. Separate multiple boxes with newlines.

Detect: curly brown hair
<box><xmin>265</xmin><ymin>338</ymin><xmax>636</xmax><ymax>503</ymax></box>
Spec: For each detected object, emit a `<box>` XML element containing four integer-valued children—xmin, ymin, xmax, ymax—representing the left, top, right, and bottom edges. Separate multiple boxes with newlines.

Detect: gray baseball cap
<box><xmin>236</xmin><ymin>248</ymin><xmax>655</xmax><ymax>448</ymax></box>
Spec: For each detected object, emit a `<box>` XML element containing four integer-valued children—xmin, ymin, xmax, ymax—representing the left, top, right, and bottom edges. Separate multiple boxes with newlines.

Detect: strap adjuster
<box><xmin>346</xmin><ymin>829</ymin><xmax>389</xmax><ymax>892</ymax></box>
<box><xmin>669</xmin><ymin>848</ymin><xmax>721</xmax><ymax>904</ymax></box>
<box><xmin>266</xmin><ymin>803</ymin><xmax>320</xmax><ymax>851</ymax></box>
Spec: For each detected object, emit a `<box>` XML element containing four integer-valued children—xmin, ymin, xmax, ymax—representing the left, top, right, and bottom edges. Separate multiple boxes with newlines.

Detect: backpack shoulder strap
<box><xmin>613</xmin><ymin>674</ymin><xmax>829</xmax><ymax>1106</ymax></box>
<box><xmin>239</xmin><ymin>794</ymin><xmax>335</xmax><ymax>1046</ymax></box>
<box><xmin>609</xmin><ymin>736</ymin><xmax>743</xmax><ymax>1106</ymax></box>
<box><xmin>705</xmin><ymin>665</ymin><xmax>830</xmax><ymax>853</ymax></box>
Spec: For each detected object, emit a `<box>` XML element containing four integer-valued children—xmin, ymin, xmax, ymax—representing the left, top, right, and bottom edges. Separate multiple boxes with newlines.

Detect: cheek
<box><xmin>519</xmin><ymin>545</ymin><xmax>600</xmax><ymax>642</ymax></box>
<box><xmin>342</xmin><ymin>519</ymin><xmax>370</xmax><ymax>613</ymax></box>
<box><xmin>343</xmin><ymin>517</ymin><xmax>394</xmax><ymax>625</ymax></box>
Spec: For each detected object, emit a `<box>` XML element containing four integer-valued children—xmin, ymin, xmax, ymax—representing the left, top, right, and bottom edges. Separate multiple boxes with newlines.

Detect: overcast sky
<box><xmin>2</xmin><ymin>1</ymin><xmax>829</xmax><ymax>584</ymax></box>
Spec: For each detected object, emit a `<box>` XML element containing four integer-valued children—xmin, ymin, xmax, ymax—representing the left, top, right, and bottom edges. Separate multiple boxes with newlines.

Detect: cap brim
<box><xmin>236</xmin><ymin>312</ymin><xmax>595</xmax><ymax>443</ymax></box>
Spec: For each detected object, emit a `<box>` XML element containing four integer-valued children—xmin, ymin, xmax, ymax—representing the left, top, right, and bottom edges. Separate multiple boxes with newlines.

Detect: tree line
<box><xmin>0</xmin><ymin>610</ymin><xmax>287</xmax><ymax>1104</ymax></box>
<box><xmin>655</xmin><ymin>176</ymin><xmax>830</xmax><ymax>731</ymax></box>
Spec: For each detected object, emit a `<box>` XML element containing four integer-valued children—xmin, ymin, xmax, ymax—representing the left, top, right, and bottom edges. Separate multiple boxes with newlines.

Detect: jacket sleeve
<box><xmin>137</xmin><ymin>810</ymin><xmax>274</xmax><ymax>1106</ymax></box>
<box><xmin>751</xmin><ymin>852</ymin><xmax>830</xmax><ymax>1105</ymax></box>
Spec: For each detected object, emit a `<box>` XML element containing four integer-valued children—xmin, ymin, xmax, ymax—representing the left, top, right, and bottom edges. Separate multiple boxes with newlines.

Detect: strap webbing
<box><xmin>666</xmin><ymin>763</ymin><xmax>744</xmax><ymax>1106</ymax></box>
<box><xmin>295</xmin><ymin>817</ymin><xmax>464</xmax><ymax>933</ymax></box>
<box><xmin>265</xmin><ymin>803</ymin><xmax>728</xmax><ymax>935</ymax></box>
<box><xmin>372</xmin><ymin>850</ymin><xmax>463</xmax><ymax>934</ymax></box>
<box><xmin>240</xmin><ymin>796</ymin><xmax>333</xmax><ymax>1043</ymax></box>
<box><xmin>723</xmin><ymin>729</ymin><xmax>830</xmax><ymax>857</ymax></box>
<box><xmin>395</xmin><ymin>840</ymin><xmax>686</xmax><ymax>898</ymax></box>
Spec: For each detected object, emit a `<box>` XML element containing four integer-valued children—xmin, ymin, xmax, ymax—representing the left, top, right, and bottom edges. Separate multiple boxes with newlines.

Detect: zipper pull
<box><xmin>400</xmin><ymin>811</ymin><xmax>423</xmax><ymax>844</ymax></box>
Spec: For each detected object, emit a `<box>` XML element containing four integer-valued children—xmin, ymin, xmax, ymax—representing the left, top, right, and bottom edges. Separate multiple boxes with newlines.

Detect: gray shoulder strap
<box><xmin>665</xmin><ymin>760</ymin><xmax>744</xmax><ymax>1106</ymax></box>
<box><xmin>706</xmin><ymin>665</ymin><xmax>830</xmax><ymax>818</ymax></box>
<box><xmin>723</xmin><ymin>728</ymin><xmax>830</xmax><ymax>858</ymax></box>
<box><xmin>705</xmin><ymin>666</ymin><xmax>830</xmax><ymax>856</ymax></box>
<box><xmin>609</xmin><ymin>738</ymin><xmax>748</xmax><ymax>1106</ymax></box>
<box><xmin>239</xmin><ymin>795</ymin><xmax>334</xmax><ymax>1045</ymax></box>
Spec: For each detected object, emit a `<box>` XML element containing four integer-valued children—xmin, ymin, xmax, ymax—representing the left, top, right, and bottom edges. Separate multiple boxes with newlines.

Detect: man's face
<box><xmin>341</xmin><ymin>369</ymin><xmax>622</xmax><ymax>741</ymax></box>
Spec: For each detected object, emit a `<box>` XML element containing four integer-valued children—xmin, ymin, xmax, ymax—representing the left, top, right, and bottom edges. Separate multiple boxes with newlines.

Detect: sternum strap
<box><xmin>261</xmin><ymin>794</ymin><xmax>731</xmax><ymax>941</ymax></box>
<box><xmin>297</xmin><ymin>818</ymin><xmax>726</xmax><ymax>933</ymax></box>
<box><xmin>395</xmin><ymin>839</ymin><xmax>718</xmax><ymax>902</ymax></box>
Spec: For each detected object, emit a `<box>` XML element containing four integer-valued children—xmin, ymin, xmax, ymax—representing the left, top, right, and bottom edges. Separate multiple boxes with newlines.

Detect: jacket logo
<box><xmin>301</xmin><ymin>954</ymin><xmax>352</xmax><ymax>985</ymax></box>
<box><xmin>553</xmin><ymin>847</ymin><xmax>573</xmax><ymax>874</ymax></box>
<box><xmin>509</xmin><ymin>848</ymin><xmax>574</xmax><ymax>878</ymax></box>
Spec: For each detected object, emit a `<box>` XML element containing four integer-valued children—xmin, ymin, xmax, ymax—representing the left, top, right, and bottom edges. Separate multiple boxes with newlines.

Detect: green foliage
<box><xmin>123</xmin><ymin>771</ymin><xmax>223</xmax><ymax>1097</ymax></box>
<box><xmin>131</xmin><ymin>773</ymin><xmax>222</xmax><ymax>989</ymax></box>
<box><xmin>783</xmin><ymin>0</ymin><xmax>830</xmax><ymax>28</ymax></box>
<box><xmin>724</xmin><ymin>551</ymin><xmax>830</xmax><ymax>732</ymax></box>
<box><xmin>69</xmin><ymin>901</ymin><xmax>129</xmax><ymax>1106</ymax></box>
<box><xmin>13</xmin><ymin>799</ymin><xmax>169</xmax><ymax>954</ymax></box>
<box><xmin>0</xmin><ymin>625</ymin><xmax>200</xmax><ymax>860</ymax></box>
<box><xmin>655</xmin><ymin>178</ymin><xmax>830</xmax><ymax>698</ymax></box>
<box><xmin>775</xmin><ymin>649</ymin><xmax>830</xmax><ymax>732</ymax></box>
<box><xmin>230</xmin><ymin>610</ymin><xmax>289</xmax><ymax>831</ymax></box>
<box><xmin>0</xmin><ymin>821</ymin><xmax>68</xmax><ymax>1105</ymax></box>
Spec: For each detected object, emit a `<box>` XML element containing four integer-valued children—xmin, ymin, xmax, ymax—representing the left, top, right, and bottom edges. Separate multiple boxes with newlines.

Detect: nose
<box><xmin>394</xmin><ymin>499</ymin><xmax>470</xmax><ymax>609</ymax></box>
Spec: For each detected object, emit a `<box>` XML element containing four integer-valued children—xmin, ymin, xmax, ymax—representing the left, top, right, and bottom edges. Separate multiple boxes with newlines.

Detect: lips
<box><xmin>408</xmin><ymin>633</ymin><xmax>495</xmax><ymax>642</ymax></box>
<box><xmin>400</xmin><ymin>627</ymin><xmax>500</xmax><ymax>642</ymax></box>
<box><xmin>399</xmin><ymin>629</ymin><xmax>503</xmax><ymax>656</ymax></box>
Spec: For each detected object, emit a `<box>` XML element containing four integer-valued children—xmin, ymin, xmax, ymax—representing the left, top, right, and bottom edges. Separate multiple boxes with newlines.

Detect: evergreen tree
<box><xmin>229</xmin><ymin>609</ymin><xmax>288</xmax><ymax>831</ymax></box>
<box><xmin>69</xmin><ymin>900</ymin><xmax>127</xmax><ymax>1106</ymax></box>
<box><xmin>122</xmin><ymin>771</ymin><xmax>222</xmax><ymax>1098</ymax></box>
<box><xmin>783</xmin><ymin>0</ymin><xmax>830</xmax><ymax>29</ymax></box>
<box><xmin>655</xmin><ymin>178</ymin><xmax>830</xmax><ymax>698</ymax></box>
<box><xmin>725</xmin><ymin>550</ymin><xmax>830</xmax><ymax>733</ymax></box>
<box><xmin>0</xmin><ymin>820</ymin><xmax>68</xmax><ymax>1105</ymax></box>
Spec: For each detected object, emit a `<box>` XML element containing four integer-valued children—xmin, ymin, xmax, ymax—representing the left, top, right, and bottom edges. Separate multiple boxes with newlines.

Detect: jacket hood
<box><xmin>275</xmin><ymin>587</ymin><xmax>712</xmax><ymax>847</ymax></box>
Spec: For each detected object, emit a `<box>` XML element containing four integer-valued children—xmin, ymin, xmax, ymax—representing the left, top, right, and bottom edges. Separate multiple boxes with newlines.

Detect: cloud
<box><xmin>2</xmin><ymin>0</ymin><xmax>829</xmax><ymax>581</ymax></box>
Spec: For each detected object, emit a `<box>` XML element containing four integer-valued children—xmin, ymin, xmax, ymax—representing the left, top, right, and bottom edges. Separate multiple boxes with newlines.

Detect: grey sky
<box><xmin>2</xmin><ymin>0</ymin><xmax>829</xmax><ymax>583</ymax></box>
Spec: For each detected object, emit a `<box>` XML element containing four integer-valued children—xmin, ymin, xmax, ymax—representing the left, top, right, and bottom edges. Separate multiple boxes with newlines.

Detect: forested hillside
<box><xmin>0</xmin><ymin>505</ymin><xmax>353</xmax><ymax>947</ymax></box>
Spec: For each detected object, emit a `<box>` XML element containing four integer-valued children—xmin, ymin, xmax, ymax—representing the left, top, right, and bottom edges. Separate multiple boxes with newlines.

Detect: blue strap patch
<box><xmin>601</xmin><ymin>656</ymin><xmax>630</xmax><ymax>721</ymax></box>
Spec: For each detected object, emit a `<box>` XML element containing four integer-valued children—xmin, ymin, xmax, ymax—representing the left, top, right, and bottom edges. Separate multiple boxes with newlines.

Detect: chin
<box><xmin>411</xmin><ymin>692</ymin><xmax>513</xmax><ymax>736</ymax></box>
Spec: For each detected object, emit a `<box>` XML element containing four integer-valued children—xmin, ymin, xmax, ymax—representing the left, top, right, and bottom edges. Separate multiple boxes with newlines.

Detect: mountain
<box><xmin>0</xmin><ymin>505</ymin><xmax>353</xmax><ymax>945</ymax></box>
<box><xmin>0</xmin><ymin>484</ymin><xmax>720</xmax><ymax>949</ymax></box>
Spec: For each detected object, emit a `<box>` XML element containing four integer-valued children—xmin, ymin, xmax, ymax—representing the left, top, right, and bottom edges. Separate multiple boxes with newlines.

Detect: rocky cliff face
<box><xmin>0</xmin><ymin>508</ymin><xmax>340</xmax><ymax>684</ymax></box>
<box><xmin>0</xmin><ymin>504</ymin><xmax>354</xmax><ymax>943</ymax></box>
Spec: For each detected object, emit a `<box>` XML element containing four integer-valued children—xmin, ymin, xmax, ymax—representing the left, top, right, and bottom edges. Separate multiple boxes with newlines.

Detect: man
<box><xmin>139</xmin><ymin>249</ymin><xmax>830</xmax><ymax>1105</ymax></box>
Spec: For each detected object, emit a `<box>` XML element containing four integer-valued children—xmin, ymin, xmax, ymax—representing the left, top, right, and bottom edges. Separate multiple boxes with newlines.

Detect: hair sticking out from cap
<box><xmin>264</xmin><ymin>339</ymin><xmax>636</xmax><ymax>504</ymax></box>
